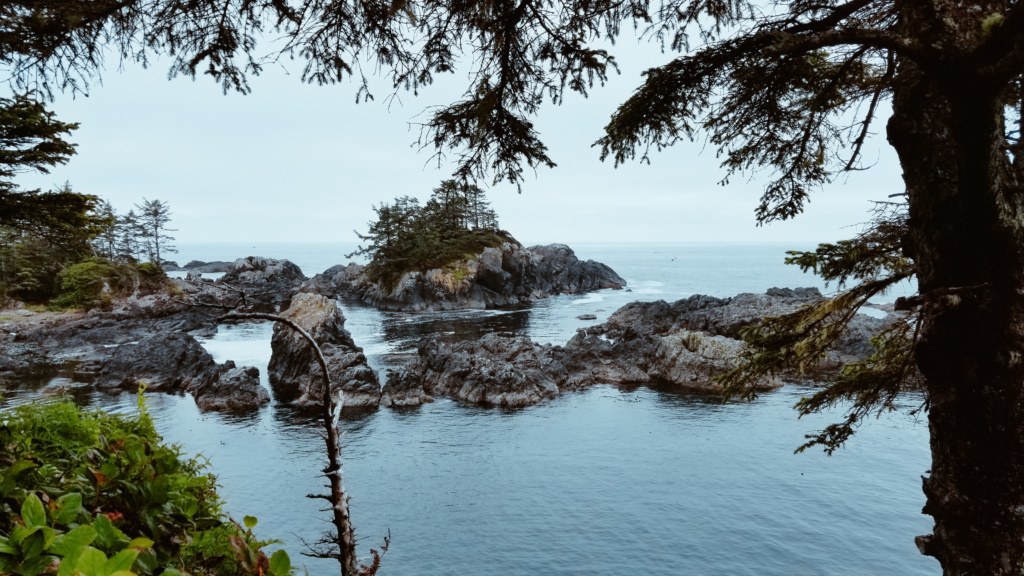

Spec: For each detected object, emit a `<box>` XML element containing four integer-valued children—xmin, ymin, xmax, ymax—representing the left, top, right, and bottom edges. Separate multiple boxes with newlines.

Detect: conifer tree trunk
<box><xmin>888</xmin><ymin>54</ymin><xmax>1024</xmax><ymax>573</ymax></box>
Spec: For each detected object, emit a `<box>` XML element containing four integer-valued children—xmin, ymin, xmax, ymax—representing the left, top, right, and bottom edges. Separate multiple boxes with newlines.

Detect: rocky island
<box><xmin>306</xmin><ymin>181</ymin><xmax>625</xmax><ymax>311</ymax></box>
<box><xmin>303</xmin><ymin>242</ymin><xmax>625</xmax><ymax>312</ymax></box>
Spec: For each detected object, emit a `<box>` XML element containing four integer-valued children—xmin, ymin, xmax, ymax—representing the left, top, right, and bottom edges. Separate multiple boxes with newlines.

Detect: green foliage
<box><xmin>0</xmin><ymin>399</ymin><xmax>295</xmax><ymax>576</ymax></box>
<box><xmin>718</xmin><ymin>205</ymin><xmax>923</xmax><ymax>453</ymax></box>
<box><xmin>0</xmin><ymin>95</ymin><xmax>78</xmax><ymax>187</ymax></box>
<box><xmin>350</xmin><ymin>180</ymin><xmax>515</xmax><ymax>288</ymax></box>
<box><xmin>50</xmin><ymin>258</ymin><xmax>173</xmax><ymax>310</ymax></box>
<box><xmin>51</xmin><ymin>258</ymin><xmax>117</xmax><ymax>309</ymax></box>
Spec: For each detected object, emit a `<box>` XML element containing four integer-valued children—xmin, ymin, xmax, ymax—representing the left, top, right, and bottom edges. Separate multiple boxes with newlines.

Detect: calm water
<box><xmin>2</xmin><ymin>243</ymin><xmax>936</xmax><ymax>575</ymax></box>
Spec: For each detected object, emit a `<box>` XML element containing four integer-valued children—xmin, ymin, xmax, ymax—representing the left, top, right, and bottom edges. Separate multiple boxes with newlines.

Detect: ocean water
<box><xmin>2</xmin><ymin>243</ymin><xmax>936</xmax><ymax>575</ymax></box>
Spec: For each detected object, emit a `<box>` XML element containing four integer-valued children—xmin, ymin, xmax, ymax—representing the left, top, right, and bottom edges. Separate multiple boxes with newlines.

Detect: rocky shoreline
<box><xmin>0</xmin><ymin>246</ymin><xmax>628</xmax><ymax>412</ymax></box>
<box><xmin>0</xmin><ymin>250</ymin><xmax>900</xmax><ymax>413</ymax></box>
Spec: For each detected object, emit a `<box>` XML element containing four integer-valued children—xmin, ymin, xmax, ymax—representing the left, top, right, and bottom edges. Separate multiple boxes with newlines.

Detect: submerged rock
<box><xmin>306</xmin><ymin>243</ymin><xmax>625</xmax><ymax>312</ymax></box>
<box><xmin>267</xmin><ymin>293</ymin><xmax>380</xmax><ymax>407</ymax></box>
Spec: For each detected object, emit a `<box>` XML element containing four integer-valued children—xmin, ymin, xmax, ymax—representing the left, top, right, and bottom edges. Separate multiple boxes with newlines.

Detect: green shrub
<box><xmin>50</xmin><ymin>259</ymin><xmax>173</xmax><ymax>310</ymax></box>
<box><xmin>0</xmin><ymin>398</ymin><xmax>294</xmax><ymax>576</ymax></box>
<box><xmin>50</xmin><ymin>258</ymin><xmax>116</xmax><ymax>309</ymax></box>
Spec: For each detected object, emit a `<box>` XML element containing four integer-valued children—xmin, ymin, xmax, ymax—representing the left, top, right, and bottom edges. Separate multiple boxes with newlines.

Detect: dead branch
<box><xmin>217</xmin><ymin>311</ymin><xmax>359</xmax><ymax>576</ymax></box>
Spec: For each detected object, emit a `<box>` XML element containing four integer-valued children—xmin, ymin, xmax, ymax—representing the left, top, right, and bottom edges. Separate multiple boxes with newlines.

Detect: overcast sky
<box><xmin>15</xmin><ymin>39</ymin><xmax>905</xmax><ymax>246</ymax></box>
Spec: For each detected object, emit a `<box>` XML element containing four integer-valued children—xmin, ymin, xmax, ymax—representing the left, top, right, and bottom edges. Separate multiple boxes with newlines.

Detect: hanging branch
<box><xmin>217</xmin><ymin>311</ymin><xmax>360</xmax><ymax>576</ymax></box>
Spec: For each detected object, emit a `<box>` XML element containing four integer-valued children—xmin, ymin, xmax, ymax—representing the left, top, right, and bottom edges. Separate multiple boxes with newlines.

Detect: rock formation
<box><xmin>303</xmin><ymin>243</ymin><xmax>625</xmax><ymax>312</ymax></box>
<box><xmin>267</xmin><ymin>292</ymin><xmax>380</xmax><ymax>407</ymax></box>
<box><xmin>93</xmin><ymin>333</ymin><xmax>271</xmax><ymax>411</ymax></box>
<box><xmin>383</xmin><ymin>288</ymin><xmax>895</xmax><ymax>407</ymax></box>
<box><xmin>217</xmin><ymin>256</ymin><xmax>308</xmax><ymax>311</ymax></box>
<box><xmin>190</xmin><ymin>362</ymin><xmax>271</xmax><ymax>412</ymax></box>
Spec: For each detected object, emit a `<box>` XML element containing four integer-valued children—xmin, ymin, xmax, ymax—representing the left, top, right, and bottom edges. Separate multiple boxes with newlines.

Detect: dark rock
<box><xmin>161</xmin><ymin>260</ymin><xmax>181</xmax><ymax>271</ymax></box>
<box><xmin>95</xmin><ymin>332</ymin><xmax>222</xmax><ymax>393</ymax></box>
<box><xmin>386</xmin><ymin>288</ymin><xmax>891</xmax><ymax>407</ymax></box>
<box><xmin>182</xmin><ymin>260</ymin><xmax>236</xmax><ymax>273</ymax></box>
<box><xmin>577</xmin><ymin>314</ymin><xmax>598</xmax><ymax>320</ymax></box>
<box><xmin>310</xmin><ymin>243</ymin><xmax>625</xmax><ymax>312</ymax></box>
<box><xmin>191</xmin><ymin>362</ymin><xmax>270</xmax><ymax>412</ymax></box>
<box><xmin>217</xmin><ymin>257</ymin><xmax>308</xmax><ymax>312</ymax></box>
<box><xmin>383</xmin><ymin>334</ymin><xmax>570</xmax><ymax>407</ymax></box>
<box><xmin>267</xmin><ymin>293</ymin><xmax>380</xmax><ymax>407</ymax></box>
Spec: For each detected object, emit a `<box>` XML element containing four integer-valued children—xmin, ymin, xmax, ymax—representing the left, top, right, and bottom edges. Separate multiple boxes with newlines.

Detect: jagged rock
<box><xmin>190</xmin><ymin>362</ymin><xmax>270</xmax><ymax>412</ymax></box>
<box><xmin>307</xmin><ymin>243</ymin><xmax>625</xmax><ymax>312</ymax></box>
<box><xmin>383</xmin><ymin>335</ymin><xmax>570</xmax><ymax>407</ymax></box>
<box><xmin>217</xmin><ymin>257</ymin><xmax>308</xmax><ymax>311</ymax></box>
<box><xmin>181</xmin><ymin>260</ymin><xmax>235</xmax><ymax>273</ymax></box>
<box><xmin>386</xmin><ymin>288</ymin><xmax>892</xmax><ymax>407</ymax></box>
<box><xmin>95</xmin><ymin>332</ymin><xmax>223</xmax><ymax>393</ymax></box>
<box><xmin>267</xmin><ymin>293</ymin><xmax>380</xmax><ymax>407</ymax></box>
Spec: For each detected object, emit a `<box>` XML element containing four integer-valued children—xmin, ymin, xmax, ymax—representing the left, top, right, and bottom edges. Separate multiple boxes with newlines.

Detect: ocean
<box><xmin>2</xmin><ymin>242</ymin><xmax>936</xmax><ymax>575</ymax></box>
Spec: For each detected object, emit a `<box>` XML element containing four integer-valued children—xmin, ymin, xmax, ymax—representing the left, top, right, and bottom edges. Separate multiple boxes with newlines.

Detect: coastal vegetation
<box><xmin>0</xmin><ymin>395</ymin><xmax>293</xmax><ymax>576</ymax></box>
<box><xmin>5</xmin><ymin>0</ymin><xmax>1024</xmax><ymax>569</ymax></box>
<box><xmin>0</xmin><ymin>95</ymin><xmax>178</xmax><ymax>308</ymax></box>
<box><xmin>348</xmin><ymin>180</ymin><xmax>514</xmax><ymax>288</ymax></box>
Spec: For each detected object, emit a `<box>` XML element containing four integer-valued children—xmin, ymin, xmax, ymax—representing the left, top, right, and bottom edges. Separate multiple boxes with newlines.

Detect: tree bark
<box><xmin>887</xmin><ymin>48</ymin><xmax>1024</xmax><ymax>573</ymax></box>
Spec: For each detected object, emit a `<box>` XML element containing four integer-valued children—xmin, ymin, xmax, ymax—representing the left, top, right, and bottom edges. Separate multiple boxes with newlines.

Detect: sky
<box><xmin>14</xmin><ymin>37</ymin><xmax>905</xmax><ymax>246</ymax></box>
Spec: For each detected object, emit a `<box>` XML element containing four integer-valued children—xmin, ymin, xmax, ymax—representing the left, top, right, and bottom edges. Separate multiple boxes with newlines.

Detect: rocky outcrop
<box><xmin>304</xmin><ymin>243</ymin><xmax>625</xmax><ymax>312</ymax></box>
<box><xmin>217</xmin><ymin>257</ymin><xmax>307</xmax><ymax>311</ymax></box>
<box><xmin>190</xmin><ymin>362</ymin><xmax>270</xmax><ymax>412</ymax></box>
<box><xmin>95</xmin><ymin>333</ymin><xmax>222</xmax><ymax>393</ymax></box>
<box><xmin>181</xmin><ymin>260</ymin><xmax>235</xmax><ymax>273</ymax></box>
<box><xmin>384</xmin><ymin>335</ymin><xmax>572</xmax><ymax>407</ymax></box>
<box><xmin>267</xmin><ymin>293</ymin><xmax>380</xmax><ymax>407</ymax></box>
<box><xmin>384</xmin><ymin>288</ymin><xmax>894</xmax><ymax>407</ymax></box>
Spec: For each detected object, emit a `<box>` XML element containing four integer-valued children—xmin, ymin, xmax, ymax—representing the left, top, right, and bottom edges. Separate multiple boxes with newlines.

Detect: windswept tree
<box><xmin>135</xmin><ymin>198</ymin><xmax>177</xmax><ymax>265</ymax></box>
<box><xmin>9</xmin><ymin>0</ymin><xmax>1024</xmax><ymax>571</ymax></box>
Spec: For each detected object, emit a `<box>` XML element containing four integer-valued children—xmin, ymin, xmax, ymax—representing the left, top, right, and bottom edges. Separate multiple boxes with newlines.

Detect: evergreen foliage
<box><xmin>134</xmin><ymin>199</ymin><xmax>177</xmax><ymax>266</ymax></box>
<box><xmin>349</xmin><ymin>180</ymin><xmax>513</xmax><ymax>288</ymax></box>
<box><xmin>0</xmin><ymin>398</ymin><xmax>294</xmax><ymax>576</ymax></box>
<box><xmin>718</xmin><ymin>203</ymin><xmax>921</xmax><ymax>454</ymax></box>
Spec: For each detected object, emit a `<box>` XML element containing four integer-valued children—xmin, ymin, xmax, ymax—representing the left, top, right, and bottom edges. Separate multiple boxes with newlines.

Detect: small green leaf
<box><xmin>0</xmin><ymin>537</ymin><xmax>17</xmax><ymax>555</ymax></box>
<box><xmin>74</xmin><ymin>546</ymin><xmax>108</xmax><ymax>576</ymax></box>
<box><xmin>105</xmin><ymin>549</ymin><xmax>138</xmax><ymax>574</ymax></box>
<box><xmin>15</xmin><ymin>554</ymin><xmax>56</xmax><ymax>576</ymax></box>
<box><xmin>126</xmin><ymin>538</ymin><xmax>153</xmax><ymax>550</ymax></box>
<box><xmin>20</xmin><ymin>530</ymin><xmax>45</xmax><ymax>559</ymax></box>
<box><xmin>243</xmin><ymin>516</ymin><xmax>258</xmax><ymax>529</ymax></box>
<box><xmin>10</xmin><ymin>525</ymin><xmax>40</xmax><ymax>546</ymax></box>
<box><xmin>92</xmin><ymin>515</ymin><xmax>127</xmax><ymax>550</ymax></box>
<box><xmin>269</xmin><ymin>549</ymin><xmax>292</xmax><ymax>576</ymax></box>
<box><xmin>21</xmin><ymin>494</ymin><xmax>46</xmax><ymax>527</ymax></box>
<box><xmin>53</xmin><ymin>493</ymin><xmax>83</xmax><ymax>525</ymax></box>
<box><xmin>49</xmin><ymin>525</ymin><xmax>97</xmax><ymax>557</ymax></box>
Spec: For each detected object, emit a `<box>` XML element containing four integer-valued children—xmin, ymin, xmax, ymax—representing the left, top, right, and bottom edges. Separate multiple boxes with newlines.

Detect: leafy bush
<box><xmin>50</xmin><ymin>258</ymin><xmax>116</xmax><ymax>309</ymax></box>
<box><xmin>0</xmin><ymin>397</ymin><xmax>294</xmax><ymax>576</ymax></box>
<box><xmin>50</xmin><ymin>258</ymin><xmax>173</xmax><ymax>310</ymax></box>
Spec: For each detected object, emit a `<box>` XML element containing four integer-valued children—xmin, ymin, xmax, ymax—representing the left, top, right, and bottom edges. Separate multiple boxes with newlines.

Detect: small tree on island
<box><xmin>349</xmin><ymin>180</ymin><xmax>512</xmax><ymax>287</ymax></box>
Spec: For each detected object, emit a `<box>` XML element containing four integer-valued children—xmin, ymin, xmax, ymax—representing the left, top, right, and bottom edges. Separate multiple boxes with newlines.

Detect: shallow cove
<box><xmin>1</xmin><ymin>243</ymin><xmax>936</xmax><ymax>574</ymax></box>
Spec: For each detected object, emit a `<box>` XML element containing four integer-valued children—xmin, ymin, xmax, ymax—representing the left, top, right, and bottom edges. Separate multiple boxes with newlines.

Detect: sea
<box><xmin>1</xmin><ymin>242</ymin><xmax>937</xmax><ymax>575</ymax></box>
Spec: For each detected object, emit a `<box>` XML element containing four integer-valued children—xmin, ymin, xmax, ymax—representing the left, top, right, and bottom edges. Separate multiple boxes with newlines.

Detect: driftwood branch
<box><xmin>217</xmin><ymin>311</ymin><xmax>359</xmax><ymax>576</ymax></box>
